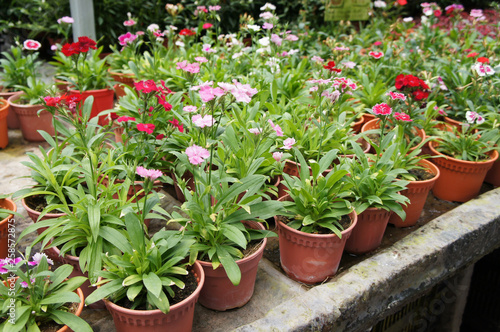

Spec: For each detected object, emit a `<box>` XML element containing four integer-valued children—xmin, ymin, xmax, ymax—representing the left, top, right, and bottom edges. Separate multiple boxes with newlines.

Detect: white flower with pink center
<box><xmin>23</xmin><ymin>39</ymin><xmax>41</xmax><ymax>51</ymax></box>
<box><xmin>281</xmin><ymin>138</ymin><xmax>296</xmax><ymax>150</ymax></box>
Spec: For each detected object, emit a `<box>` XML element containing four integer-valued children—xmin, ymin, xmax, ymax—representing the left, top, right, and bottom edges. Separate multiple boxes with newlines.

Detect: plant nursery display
<box><xmin>1</xmin><ymin>0</ymin><xmax>500</xmax><ymax>330</ymax></box>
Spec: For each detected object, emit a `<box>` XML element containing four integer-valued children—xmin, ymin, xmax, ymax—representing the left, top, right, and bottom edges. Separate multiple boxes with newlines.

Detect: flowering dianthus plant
<box><xmin>167</xmin><ymin>80</ymin><xmax>284</xmax><ymax>286</ymax></box>
<box><xmin>111</xmin><ymin>80</ymin><xmax>183</xmax><ymax>178</ymax></box>
<box><xmin>0</xmin><ymin>247</ymin><xmax>92</xmax><ymax>331</ymax></box>
<box><xmin>107</xmin><ymin>31</ymin><xmax>144</xmax><ymax>74</ymax></box>
<box><xmin>0</xmin><ymin>41</ymin><xmax>43</xmax><ymax>93</ymax></box>
<box><xmin>55</xmin><ymin>36</ymin><xmax>112</xmax><ymax>92</ymax></box>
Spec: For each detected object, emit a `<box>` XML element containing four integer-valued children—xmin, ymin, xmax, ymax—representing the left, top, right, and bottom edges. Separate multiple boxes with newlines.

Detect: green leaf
<box><xmin>222</xmin><ymin>224</ymin><xmax>247</xmax><ymax>249</ymax></box>
<box><xmin>143</xmin><ymin>272</ymin><xmax>162</xmax><ymax>298</ymax></box>
<box><xmin>216</xmin><ymin>245</ymin><xmax>241</xmax><ymax>286</ymax></box>
<box><xmin>50</xmin><ymin>310</ymin><xmax>93</xmax><ymax>332</ymax></box>
<box><xmin>40</xmin><ymin>292</ymin><xmax>80</xmax><ymax>305</ymax></box>
<box><xmin>122</xmin><ymin>274</ymin><xmax>142</xmax><ymax>286</ymax></box>
<box><xmin>85</xmin><ymin>279</ymin><xmax>123</xmax><ymax>305</ymax></box>
<box><xmin>127</xmin><ymin>284</ymin><xmax>143</xmax><ymax>301</ymax></box>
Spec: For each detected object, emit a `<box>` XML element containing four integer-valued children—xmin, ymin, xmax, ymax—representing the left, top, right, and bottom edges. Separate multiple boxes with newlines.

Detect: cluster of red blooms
<box><xmin>44</xmin><ymin>94</ymin><xmax>82</xmax><ymax>108</ymax></box>
<box><xmin>61</xmin><ymin>36</ymin><xmax>97</xmax><ymax>57</ymax></box>
<box><xmin>323</xmin><ymin>60</ymin><xmax>342</xmax><ymax>73</ymax></box>
<box><xmin>179</xmin><ymin>28</ymin><xmax>196</xmax><ymax>36</ymax></box>
<box><xmin>394</xmin><ymin>74</ymin><xmax>430</xmax><ymax>101</ymax></box>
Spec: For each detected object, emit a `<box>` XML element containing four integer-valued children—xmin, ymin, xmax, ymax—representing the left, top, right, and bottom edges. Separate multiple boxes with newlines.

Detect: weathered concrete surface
<box><xmin>235</xmin><ymin>188</ymin><xmax>500</xmax><ymax>332</ymax></box>
<box><xmin>2</xmin><ymin>126</ymin><xmax>500</xmax><ymax>331</ymax></box>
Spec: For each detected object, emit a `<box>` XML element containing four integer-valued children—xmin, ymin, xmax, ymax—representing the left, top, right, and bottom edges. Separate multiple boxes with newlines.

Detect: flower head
<box><xmin>192</xmin><ymin>114</ymin><xmax>214</xmax><ymax>128</ymax></box>
<box><xmin>323</xmin><ymin>61</ymin><xmax>342</xmax><ymax>73</ymax></box>
<box><xmin>28</xmin><ymin>253</ymin><xmax>54</xmax><ymax>266</ymax></box>
<box><xmin>123</xmin><ymin>19</ymin><xmax>137</xmax><ymax>26</ymax></box>
<box><xmin>179</xmin><ymin>28</ymin><xmax>196</xmax><ymax>36</ymax></box>
<box><xmin>394</xmin><ymin>112</ymin><xmax>412</xmax><ymax>122</ymax></box>
<box><xmin>281</xmin><ymin>137</ymin><xmax>296</xmax><ymax>150</ymax></box>
<box><xmin>387</xmin><ymin>91</ymin><xmax>406</xmax><ymax>101</ymax></box>
<box><xmin>268</xmin><ymin>119</ymin><xmax>284</xmax><ymax>136</ymax></box>
<box><xmin>249</xmin><ymin>128</ymin><xmax>262</xmax><ymax>134</ymax></box>
<box><xmin>77</xmin><ymin>36</ymin><xmax>97</xmax><ymax>52</ymax></box>
<box><xmin>58</xmin><ymin>16</ymin><xmax>74</xmax><ymax>24</ymax></box>
<box><xmin>136</xmin><ymin>123</ymin><xmax>155</xmax><ymax>134</ymax></box>
<box><xmin>372</xmin><ymin>103</ymin><xmax>392</xmax><ymax>115</ymax></box>
<box><xmin>136</xmin><ymin>166</ymin><xmax>163</xmax><ymax>180</ymax></box>
<box><xmin>368</xmin><ymin>51</ymin><xmax>384</xmax><ymax>59</ymax></box>
<box><xmin>477</xmin><ymin>57</ymin><xmax>489</xmax><ymax>64</ymax></box>
<box><xmin>185</xmin><ymin>145</ymin><xmax>210</xmax><ymax>165</ymax></box>
<box><xmin>23</xmin><ymin>39</ymin><xmax>41</xmax><ymax>51</ymax></box>
<box><xmin>117</xmin><ymin>116</ymin><xmax>136</xmax><ymax>123</ymax></box>
<box><xmin>260</xmin><ymin>3</ymin><xmax>276</xmax><ymax>11</ymax></box>
<box><xmin>169</xmin><ymin>118</ymin><xmax>184</xmax><ymax>132</ymax></box>
<box><xmin>118</xmin><ymin>32</ymin><xmax>137</xmax><ymax>46</ymax></box>
<box><xmin>273</xmin><ymin>152</ymin><xmax>283</xmax><ymax>162</ymax></box>
<box><xmin>183</xmin><ymin>105</ymin><xmax>197</xmax><ymax>113</ymax></box>
<box><xmin>134</xmin><ymin>80</ymin><xmax>158</xmax><ymax>93</ymax></box>
<box><xmin>202</xmin><ymin>23</ymin><xmax>213</xmax><ymax>29</ymax></box>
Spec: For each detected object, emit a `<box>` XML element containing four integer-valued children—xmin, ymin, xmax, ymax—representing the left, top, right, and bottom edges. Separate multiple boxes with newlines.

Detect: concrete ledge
<box><xmin>235</xmin><ymin>188</ymin><xmax>500</xmax><ymax>332</ymax></box>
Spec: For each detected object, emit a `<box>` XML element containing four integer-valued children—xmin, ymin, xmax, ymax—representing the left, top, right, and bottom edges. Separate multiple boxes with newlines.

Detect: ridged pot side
<box><xmin>197</xmin><ymin>220</ymin><xmax>267</xmax><ymax>311</ymax></box>
<box><xmin>104</xmin><ymin>261</ymin><xmax>204</xmax><ymax>332</ymax></box>
<box><xmin>8</xmin><ymin>92</ymin><xmax>55</xmax><ymax>142</ymax></box>
<box><xmin>429</xmin><ymin>142</ymin><xmax>498</xmax><ymax>202</ymax></box>
<box><xmin>344</xmin><ymin>207</ymin><xmax>392</xmax><ymax>255</ymax></box>
<box><xmin>389</xmin><ymin>159</ymin><xmax>440</xmax><ymax>228</ymax></box>
<box><xmin>277</xmin><ymin>195</ymin><xmax>358</xmax><ymax>284</ymax></box>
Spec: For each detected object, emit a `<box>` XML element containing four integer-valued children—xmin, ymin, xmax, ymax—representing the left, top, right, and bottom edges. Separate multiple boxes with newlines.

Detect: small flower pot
<box><xmin>429</xmin><ymin>142</ymin><xmax>499</xmax><ymax>202</ymax></box>
<box><xmin>22</xmin><ymin>197</ymin><xmax>66</xmax><ymax>235</ymax></box>
<box><xmin>0</xmin><ymin>89</ymin><xmax>20</xmax><ymax>129</ymax></box>
<box><xmin>8</xmin><ymin>92</ymin><xmax>55</xmax><ymax>142</ymax></box>
<box><xmin>389</xmin><ymin>159</ymin><xmax>440</xmax><ymax>227</ymax></box>
<box><xmin>0</xmin><ymin>98</ymin><xmax>9</xmax><ymax>148</ymax></box>
<box><xmin>197</xmin><ymin>220</ymin><xmax>266</xmax><ymax>311</ymax></box>
<box><xmin>484</xmin><ymin>153</ymin><xmax>500</xmax><ymax>188</ymax></box>
<box><xmin>277</xmin><ymin>195</ymin><xmax>357</xmax><ymax>284</ymax></box>
<box><xmin>361</xmin><ymin>118</ymin><xmax>426</xmax><ymax>153</ymax></box>
<box><xmin>68</xmin><ymin>88</ymin><xmax>114</xmax><ymax>126</ymax></box>
<box><xmin>344</xmin><ymin>207</ymin><xmax>392</xmax><ymax>255</ymax></box>
<box><xmin>109</xmin><ymin>70</ymin><xmax>135</xmax><ymax>99</ymax></box>
<box><xmin>351</xmin><ymin>114</ymin><xmax>365</xmax><ymax>133</ymax></box>
<box><xmin>0</xmin><ymin>198</ymin><xmax>16</xmax><ymax>259</ymax></box>
<box><xmin>104</xmin><ymin>261</ymin><xmax>204</xmax><ymax>332</ymax></box>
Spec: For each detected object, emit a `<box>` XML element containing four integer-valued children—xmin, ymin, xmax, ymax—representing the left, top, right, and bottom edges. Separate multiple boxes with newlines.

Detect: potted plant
<box><xmin>0</xmin><ymin>98</ymin><xmax>8</xmax><ymax>148</ymax></box>
<box><xmin>341</xmin><ymin>142</ymin><xmax>410</xmax><ymax>254</ymax></box>
<box><xmin>276</xmin><ymin>148</ymin><xmax>357</xmax><ymax>284</ymax></box>
<box><xmin>0</xmin><ymin>40</ymin><xmax>43</xmax><ymax>129</ymax></box>
<box><xmin>429</xmin><ymin>111</ymin><xmax>499</xmax><ymax>202</ymax></box>
<box><xmin>0</xmin><ymin>248</ymin><xmax>92</xmax><ymax>332</ymax></box>
<box><xmin>85</xmin><ymin>212</ymin><xmax>204</xmax><ymax>331</ymax></box>
<box><xmin>55</xmin><ymin>36</ymin><xmax>114</xmax><ymax>125</ymax></box>
<box><xmin>7</xmin><ymin>78</ymin><xmax>55</xmax><ymax>142</ymax></box>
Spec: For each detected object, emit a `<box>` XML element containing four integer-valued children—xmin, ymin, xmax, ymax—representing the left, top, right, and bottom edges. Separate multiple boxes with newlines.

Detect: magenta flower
<box><xmin>117</xmin><ymin>116</ymin><xmax>136</xmax><ymax>123</ymax></box>
<box><xmin>28</xmin><ymin>253</ymin><xmax>54</xmax><ymax>266</ymax></box>
<box><xmin>387</xmin><ymin>91</ymin><xmax>406</xmax><ymax>101</ymax></box>
<box><xmin>192</xmin><ymin>114</ymin><xmax>214</xmax><ymax>128</ymax></box>
<box><xmin>23</xmin><ymin>39</ymin><xmax>41</xmax><ymax>51</ymax></box>
<box><xmin>118</xmin><ymin>32</ymin><xmax>137</xmax><ymax>46</ymax></box>
<box><xmin>136</xmin><ymin>123</ymin><xmax>155</xmax><ymax>134</ymax></box>
<box><xmin>20</xmin><ymin>278</ymin><xmax>36</xmax><ymax>288</ymax></box>
<box><xmin>466</xmin><ymin>111</ymin><xmax>485</xmax><ymax>124</ymax></box>
<box><xmin>268</xmin><ymin>120</ymin><xmax>283</xmax><ymax>136</ymax></box>
<box><xmin>369</xmin><ymin>51</ymin><xmax>384</xmax><ymax>59</ymax></box>
<box><xmin>124</xmin><ymin>19</ymin><xmax>137</xmax><ymax>26</ymax></box>
<box><xmin>199</xmin><ymin>85</ymin><xmax>225</xmax><ymax>103</ymax></box>
<box><xmin>185</xmin><ymin>145</ymin><xmax>210</xmax><ymax>165</ymax></box>
<box><xmin>281</xmin><ymin>138</ymin><xmax>296</xmax><ymax>150</ymax></box>
<box><xmin>273</xmin><ymin>152</ymin><xmax>283</xmax><ymax>162</ymax></box>
<box><xmin>372</xmin><ymin>103</ymin><xmax>392</xmax><ymax>115</ymax></box>
<box><xmin>394</xmin><ymin>112</ymin><xmax>412</xmax><ymax>122</ymax></box>
<box><xmin>0</xmin><ymin>257</ymin><xmax>22</xmax><ymax>273</ymax></box>
<box><xmin>136</xmin><ymin>166</ymin><xmax>163</xmax><ymax>180</ymax></box>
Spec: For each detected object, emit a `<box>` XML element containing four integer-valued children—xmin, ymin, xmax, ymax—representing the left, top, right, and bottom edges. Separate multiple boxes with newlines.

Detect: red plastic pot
<box><xmin>68</xmin><ymin>88</ymin><xmax>114</xmax><ymax>126</ymax></box>
<box><xmin>0</xmin><ymin>98</ymin><xmax>9</xmax><ymax>148</ymax></box>
<box><xmin>104</xmin><ymin>261</ymin><xmax>204</xmax><ymax>332</ymax></box>
<box><xmin>0</xmin><ymin>198</ymin><xmax>16</xmax><ymax>259</ymax></box>
<box><xmin>429</xmin><ymin>142</ymin><xmax>498</xmax><ymax>202</ymax></box>
<box><xmin>277</xmin><ymin>195</ymin><xmax>357</xmax><ymax>284</ymax></box>
<box><xmin>197</xmin><ymin>220</ymin><xmax>266</xmax><ymax>311</ymax></box>
<box><xmin>484</xmin><ymin>154</ymin><xmax>500</xmax><ymax>187</ymax></box>
<box><xmin>344</xmin><ymin>207</ymin><xmax>392</xmax><ymax>255</ymax></box>
<box><xmin>389</xmin><ymin>159</ymin><xmax>440</xmax><ymax>228</ymax></box>
<box><xmin>0</xmin><ymin>90</ymin><xmax>19</xmax><ymax>129</ymax></box>
<box><xmin>8</xmin><ymin>92</ymin><xmax>55</xmax><ymax>142</ymax></box>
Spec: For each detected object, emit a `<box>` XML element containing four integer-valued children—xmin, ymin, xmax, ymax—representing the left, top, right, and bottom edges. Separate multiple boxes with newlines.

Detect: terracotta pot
<box><xmin>113</xmin><ymin>126</ymin><xmax>124</xmax><ymax>143</ymax></box>
<box><xmin>22</xmin><ymin>197</ymin><xmax>66</xmax><ymax>235</ymax></box>
<box><xmin>361</xmin><ymin>118</ymin><xmax>426</xmax><ymax>153</ymax></box>
<box><xmin>104</xmin><ymin>261</ymin><xmax>204</xmax><ymax>332</ymax></box>
<box><xmin>2</xmin><ymin>278</ymin><xmax>84</xmax><ymax>332</ymax></box>
<box><xmin>444</xmin><ymin>116</ymin><xmax>463</xmax><ymax>132</ymax></box>
<box><xmin>0</xmin><ymin>89</ymin><xmax>20</xmax><ymax>129</ymax></box>
<box><xmin>109</xmin><ymin>70</ymin><xmax>135</xmax><ymax>99</ymax></box>
<box><xmin>0</xmin><ymin>198</ymin><xmax>16</xmax><ymax>259</ymax></box>
<box><xmin>484</xmin><ymin>157</ymin><xmax>500</xmax><ymax>187</ymax></box>
<box><xmin>54</xmin><ymin>79</ymin><xmax>72</xmax><ymax>93</ymax></box>
<box><xmin>277</xmin><ymin>195</ymin><xmax>357</xmax><ymax>284</ymax></box>
<box><xmin>51</xmin><ymin>246</ymin><xmax>105</xmax><ymax>309</ymax></box>
<box><xmin>429</xmin><ymin>142</ymin><xmax>499</xmax><ymax>202</ymax></box>
<box><xmin>68</xmin><ymin>88</ymin><xmax>114</xmax><ymax>126</ymax></box>
<box><xmin>0</xmin><ymin>99</ymin><xmax>9</xmax><ymax>148</ymax></box>
<box><xmin>351</xmin><ymin>114</ymin><xmax>365</xmax><ymax>133</ymax></box>
<box><xmin>198</xmin><ymin>220</ymin><xmax>266</xmax><ymax>311</ymax></box>
<box><xmin>389</xmin><ymin>159</ymin><xmax>440</xmax><ymax>227</ymax></box>
<box><xmin>362</xmin><ymin>113</ymin><xmax>376</xmax><ymax>124</ymax></box>
<box><xmin>8</xmin><ymin>92</ymin><xmax>55</xmax><ymax>142</ymax></box>
<box><xmin>344</xmin><ymin>207</ymin><xmax>392</xmax><ymax>255</ymax></box>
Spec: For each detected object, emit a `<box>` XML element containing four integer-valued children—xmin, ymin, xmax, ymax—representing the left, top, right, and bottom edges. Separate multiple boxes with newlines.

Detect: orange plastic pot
<box><xmin>344</xmin><ymin>207</ymin><xmax>391</xmax><ymax>255</ymax></box>
<box><xmin>0</xmin><ymin>198</ymin><xmax>16</xmax><ymax>259</ymax></box>
<box><xmin>0</xmin><ymin>90</ymin><xmax>19</xmax><ymax>129</ymax></box>
<box><xmin>68</xmin><ymin>88</ymin><xmax>114</xmax><ymax>126</ymax></box>
<box><xmin>351</xmin><ymin>114</ymin><xmax>365</xmax><ymax>133</ymax></box>
<box><xmin>104</xmin><ymin>261</ymin><xmax>204</xmax><ymax>332</ymax></box>
<box><xmin>361</xmin><ymin>118</ymin><xmax>426</xmax><ymax>153</ymax></box>
<box><xmin>389</xmin><ymin>159</ymin><xmax>440</xmax><ymax>228</ymax></box>
<box><xmin>277</xmin><ymin>195</ymin><xmax>357</xmax><ymax>284</ymax></box>
<box><xmin>197</xmin><ymin>220</ymin><xmax>266</xmax><ymax>310</ymax></box>
<box><xmin>429</xmin><ymin>142</ymin><xmax>498</xmax><ymax>202</ymax></box>
<box><xmin>484</xmin><ymin>152</ymin><xmax>500</xmax><ymax>187</ymax></box>
<box><xmin>109</xmin><ymin>70</ymin><xmax>135</xmax><ymax>99</ymax></box>
<box><xmin>8</xmin><ymin>92</ymin><xmax>55</xmax><ymax>142</ymax></box>
<box><xmin>0</xmin><ymin>98</ymin><xmax>9</xmax><ymax>148</ymax></box>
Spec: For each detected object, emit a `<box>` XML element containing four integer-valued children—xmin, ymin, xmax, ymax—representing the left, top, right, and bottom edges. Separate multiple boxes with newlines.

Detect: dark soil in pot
<box><xmin>408</xmin><ymin>167</ymin><xmax>436</xmax><ymax>181</ymax></box>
